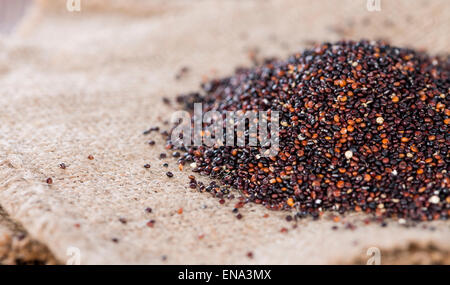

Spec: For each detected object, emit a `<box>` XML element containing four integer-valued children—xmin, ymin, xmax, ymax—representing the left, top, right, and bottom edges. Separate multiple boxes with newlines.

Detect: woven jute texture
<box><xmin>0</xmin><ymin>206</ymin><xmax>57</xmax><ymax>264</ymax></box>
<box><xmin>0</xmin><ymin>0</ymin><xmax>449</xmax><ymax>264</ymax></box>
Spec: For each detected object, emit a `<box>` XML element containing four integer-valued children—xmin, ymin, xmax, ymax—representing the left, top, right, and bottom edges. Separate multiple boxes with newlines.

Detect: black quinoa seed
<box><xmin>143</xmin><ymin>126</ymin><xmax>159</xmax><ymax>135</ymax></box>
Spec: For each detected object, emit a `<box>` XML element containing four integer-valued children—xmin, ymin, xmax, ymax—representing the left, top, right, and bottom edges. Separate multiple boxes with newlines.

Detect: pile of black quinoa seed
<box><xmin>167</xmin><ymin>40</ymin><xmax>449</xmax><ymax>222</ymax></box>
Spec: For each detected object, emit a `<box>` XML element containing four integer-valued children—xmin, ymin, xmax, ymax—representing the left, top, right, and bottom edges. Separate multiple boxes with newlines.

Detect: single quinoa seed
<box><xmin>87</xmin><ymin>155</ymin><xmax>94</xmax><ymax>160</ymax></box>
<box><xmin>144</xmin><ymin>164</ymin><xmax>151</xmax><ymax>169</ymax></box>
<box><xmin>168</xmin><ymin>40</ymin><xmax>449</xmax><ymax>222</ymax></box>
<box><xmin>166</xmin><ymin>171</ymin><xmax>174</xmax><ymax>178</ymax></box>
<box><xmin>46</xmin><ymin>178</ymin><xmax>53</xmax><ymax>184</ymax></box>
<box><xmin>143</xmin><ymin>126</ymin><xmax>159</xmax><ymax>135</ymax></box>
<box><xmin>344</xmin><ymin>150</ymin><xmax>353</xmax><ymax>159</ymax></box>
<box><xmin>59</xmin><ymin>163</ymin><xmax>66</xmax><ymax>169</ymax></box>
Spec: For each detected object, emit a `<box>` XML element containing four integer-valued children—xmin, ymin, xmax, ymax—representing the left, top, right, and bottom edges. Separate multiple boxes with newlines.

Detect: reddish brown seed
<box><xmin>46</xmin><ymin>178</ymin><xmax>53</xmax><ymax>184</ymax></box>
<box><xmin>287</xmin><ymin>198</ymin><xmax>295</xmax><ymax>207</ymax></box>
<box><xmin>400</xmin><ymin>137</ymin><xmax>410</xmax><ymax>143</ymax></box>
<box><xmin>88</xmin><ymin>155</ymin><xmax>94</xmax><ymax>160</ymax></box>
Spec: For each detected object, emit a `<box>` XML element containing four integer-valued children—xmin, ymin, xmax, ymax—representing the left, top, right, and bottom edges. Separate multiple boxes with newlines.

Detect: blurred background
<box><xmin>0</xmin><ymin>0</ymin><xmax>30</xmax><ymax>34</ymax></box>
